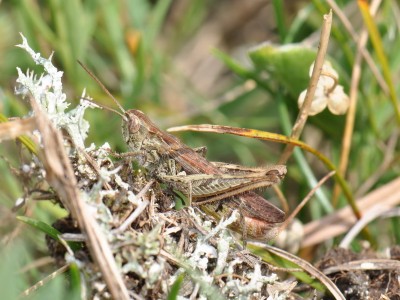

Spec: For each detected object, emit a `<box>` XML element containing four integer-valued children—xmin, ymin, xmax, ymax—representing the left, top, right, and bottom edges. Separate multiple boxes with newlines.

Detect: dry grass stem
<box><xmin>323</xmin><ymin>259</ymin><xmax>400</xmax><ymax>275</ymax></box>
<box><xmin>272</xmin><ymin>185</ymin><xmax>289</xmax><ymax>214</ymax></box>
<box><xmin>0</xmin><ymin>118</ymin><xmax>36</xmax><ymax>141</ymax></box>
<box><xmin>21</xmin><ymin>264</ymin><xmax>70</xmax><ymax>297</ymax></box>
<box><xmin>29</xmin><ymin>96</ymin><xmax>131</xmax><ymax>299</ymax></box>
<box><xmin>327</xmin><ymin>0</ymin><xmax>388</xmax><ymax>95</ymax></box>
<box><xmin>279</xmin><ymin>10</ymin><xmax>333</xmax><ymax>164</ymax></box>
<box><xmin>113</xmin><ymin>180</ymin><xmax>153</xmax><ymax>233</ymax></box>
<box><xmin>279</xmin><ymin>171</ymin><xmax>335</xmax><ymax>233</ymax></box>
<box><xmin>332</xmin><ymin>0</ymin><xmax>380</xmax><ymax>205</ymax></box>
<box><xmin>303</xmin><ymin>177</ymin><xmax>400</xmax><ymax>247</ymax></box>
<box><xmin>339</xmin><ymin>205</ymin><xmax>397</xmax><ymax>248</ymax></box>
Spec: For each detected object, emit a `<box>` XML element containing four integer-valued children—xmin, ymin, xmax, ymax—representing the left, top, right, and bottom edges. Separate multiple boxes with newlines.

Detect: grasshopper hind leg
<box><xmin>237</xmin><ymin>204</ymin><xmax>248</xmax><ymax>248</ymax></box>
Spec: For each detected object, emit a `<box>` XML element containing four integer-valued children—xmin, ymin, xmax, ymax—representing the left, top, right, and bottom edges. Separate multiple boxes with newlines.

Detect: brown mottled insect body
<box><xmin>122</xmin><ymin>109</ymin><xmax>287</xmax><ymax>238</ymax></box>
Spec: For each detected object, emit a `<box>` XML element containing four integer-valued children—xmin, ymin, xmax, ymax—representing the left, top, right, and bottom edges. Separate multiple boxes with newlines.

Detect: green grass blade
<box><xmin>167</xmin><ymin>274</ymin><xmax>184</xmax><ymax>300</ymax></box>
<box><xmin>358</xmin><ymin>0</ymin><xmax>400</xmax><ymax>125</ymax></box>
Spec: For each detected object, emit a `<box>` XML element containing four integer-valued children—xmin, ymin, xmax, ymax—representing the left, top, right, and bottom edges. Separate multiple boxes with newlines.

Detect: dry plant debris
<box><xmin>317</xmin><ymin>247</ymin><xmax>400</xmax><ymax>300</ymax></box>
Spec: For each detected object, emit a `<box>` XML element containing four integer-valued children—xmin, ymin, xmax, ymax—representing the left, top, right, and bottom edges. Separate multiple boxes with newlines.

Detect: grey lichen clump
<box><xmin>15</xmin><ymin>35</ymin><xmax>91</xmax><ymax>149</ymax></box>
<box><xmin>14</xmin><ymin>34</ymin><xmax>289</xmax><ymax>299</ymax></box>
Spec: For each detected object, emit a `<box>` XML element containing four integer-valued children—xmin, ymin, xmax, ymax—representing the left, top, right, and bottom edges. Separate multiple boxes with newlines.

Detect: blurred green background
<box><xmin>1</xmin><ymin>0</ymin><xmax>399</xmax><ymax>298</ymax></box>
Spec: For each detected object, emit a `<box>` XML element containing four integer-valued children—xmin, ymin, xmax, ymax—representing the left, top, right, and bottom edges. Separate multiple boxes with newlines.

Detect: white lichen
<box><xmin>15</xmin><ymin>33</ymin><xmax>95</xmax><ymax>148</ymax></box>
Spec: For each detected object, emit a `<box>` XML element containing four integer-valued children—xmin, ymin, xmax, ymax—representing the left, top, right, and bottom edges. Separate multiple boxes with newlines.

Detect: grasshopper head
<box><xmin>122</xmin><ymin>109</ymin><xmax>148</xmax><ymax>151</ymax></box>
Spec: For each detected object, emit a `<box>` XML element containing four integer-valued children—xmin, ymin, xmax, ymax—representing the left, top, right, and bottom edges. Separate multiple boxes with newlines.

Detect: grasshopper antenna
<box><xmin>80</xmin><ymin>96</ymin><xmax>126</xmax><ymax>119</ymax></box>
<box><xmin>77</xmin><ymin>60</ymin><xmax>126</xmax><ymax>115</ymax></box>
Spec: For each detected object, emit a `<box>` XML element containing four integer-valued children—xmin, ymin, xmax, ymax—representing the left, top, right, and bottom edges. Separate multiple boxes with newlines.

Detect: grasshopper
<box><xmin>122</xmin><ymin>109</ymin><xmax>286</xmax><ymax>204</ymax></box>
<box><xmin>79</xmin><ymin>62</ymin><xmax>286</xmax><ymax>239</ymax></box>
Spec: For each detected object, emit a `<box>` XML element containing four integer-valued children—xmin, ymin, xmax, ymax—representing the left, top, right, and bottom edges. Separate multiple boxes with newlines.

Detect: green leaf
<box><xmin>173</xmin><ymin>190</ymin><xmax>189</xmax><ymax>209</ymax></box>
<box><xmin>68</xmin><ymin>263</ymin><xmax>82</xmax><ymax>299</ymax></box>
<box><xmin>17</xmin><ymin>216</ymin><xmax>82</xmax><ymax>251</ymax></box>
<box><xmin>248</xmin><ymin>43</ymin><xmax>317</xmax><ymax>97</ymax></box>
<box><xmin>17</xmin><ymin>216</ymin><xmax>62</xmax><ymax>241</ymax></box>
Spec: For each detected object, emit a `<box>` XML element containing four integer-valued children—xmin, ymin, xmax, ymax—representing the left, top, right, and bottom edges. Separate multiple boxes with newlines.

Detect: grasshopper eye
<box><xmin>127</xmin><ymin>113</ymin><xmax>140</xmax><ymax>133</ymax></box>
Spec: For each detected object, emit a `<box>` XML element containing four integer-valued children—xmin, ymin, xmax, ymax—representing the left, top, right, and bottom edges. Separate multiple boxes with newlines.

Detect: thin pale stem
<box><xmin>279</xmin><ymin>10</ymin><xmax>332</xmax><ymax>164</ymax></box>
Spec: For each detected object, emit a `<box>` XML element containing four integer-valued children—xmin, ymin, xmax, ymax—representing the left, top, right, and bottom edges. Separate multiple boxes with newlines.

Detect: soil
<box><xmin>316</xmin><ymin>247</ymin><xmax>400</xmax><ymax>299</ymax></box>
